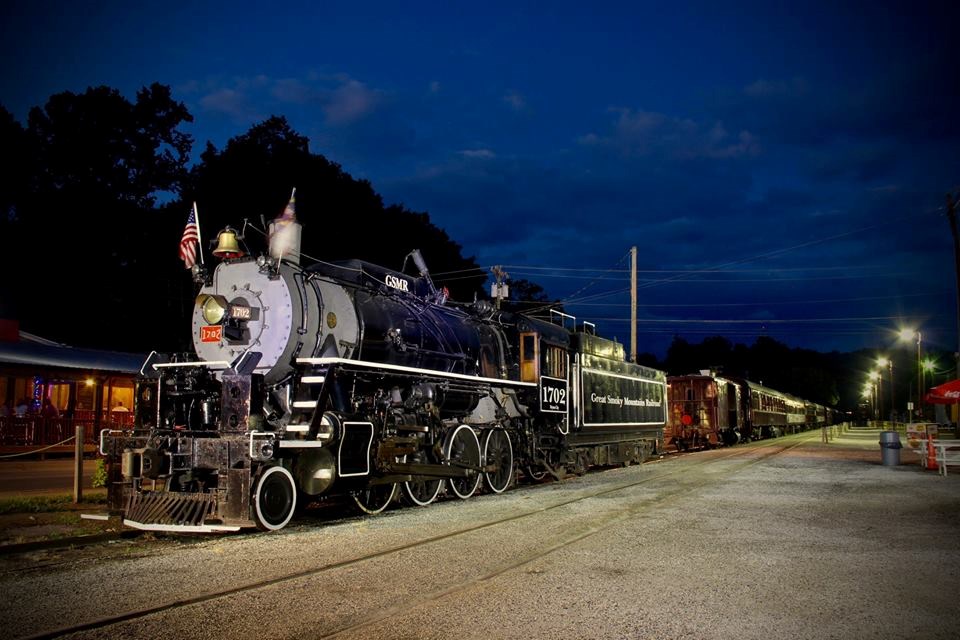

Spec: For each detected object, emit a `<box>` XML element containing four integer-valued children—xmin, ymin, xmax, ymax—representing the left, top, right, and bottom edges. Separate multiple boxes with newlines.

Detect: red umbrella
<box><xmin>924</xmin><ymin>379</ymin><xmax>960</xmax><ymax>404</ymax></box>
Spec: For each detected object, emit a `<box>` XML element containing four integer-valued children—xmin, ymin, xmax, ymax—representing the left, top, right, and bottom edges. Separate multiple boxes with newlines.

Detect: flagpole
<box><xmin>193</xmin><ymin>201</ymin><xmax>205</xmax><ymax>265</ymax></box>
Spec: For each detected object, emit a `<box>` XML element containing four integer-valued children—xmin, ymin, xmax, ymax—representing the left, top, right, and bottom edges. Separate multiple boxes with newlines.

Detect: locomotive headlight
<box><xmin>197</xmin><ymin>294</ymin><xmax>229</xmax><ymax>325</ymax></box>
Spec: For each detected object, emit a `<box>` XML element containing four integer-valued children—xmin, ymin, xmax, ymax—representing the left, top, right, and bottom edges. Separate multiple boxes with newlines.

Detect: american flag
<box><xmin>179</xmin><ymin>208</ymin><xmax>199</xmax><ymax>268</ymax></box>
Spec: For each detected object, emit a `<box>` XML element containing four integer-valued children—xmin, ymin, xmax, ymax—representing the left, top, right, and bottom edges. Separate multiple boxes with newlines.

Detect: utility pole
<box><xmin>630</xmin><ymin>246</ymin><xmax>637</xmax><ymax>363</ymax></box>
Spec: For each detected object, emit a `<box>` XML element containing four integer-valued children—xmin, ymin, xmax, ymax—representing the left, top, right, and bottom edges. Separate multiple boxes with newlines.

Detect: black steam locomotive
<box><xmin>101</xmin><ymin>223</ymin><xmax>667</xmax><ymax>532</ymax></box>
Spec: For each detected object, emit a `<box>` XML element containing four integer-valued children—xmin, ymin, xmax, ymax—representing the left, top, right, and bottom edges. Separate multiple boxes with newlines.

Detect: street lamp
<box><xmin>869</xmin><ymin>369</ymin><xmax>882</xmax><ymax>422</ymax></box>
<box><xmin>899</xmin><ymin>328</ymin><xmax>923</xmax><ymax>421</ymax></box>
<box><xmin>861</xmin><ymin>385</ymin><xmax>873</xmax><ymax>422</ymax></box>
<box><xmin>877</xmin><ymin>357</ymin><xmax>893</xmax><ymax>423</ymax></box>
<box><xmin>922</xmin><ymin>358</ymin><xmax>937</xmax><ymax>421</ymax></box>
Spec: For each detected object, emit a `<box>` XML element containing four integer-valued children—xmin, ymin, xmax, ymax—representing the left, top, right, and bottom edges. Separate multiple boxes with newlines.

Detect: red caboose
<box><xmin>666</xmin><ymin>373</ymin><xmax>742</xmax><ymax>450</ymax></box>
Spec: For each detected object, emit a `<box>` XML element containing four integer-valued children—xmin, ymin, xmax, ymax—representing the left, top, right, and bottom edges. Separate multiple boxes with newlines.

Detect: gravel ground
<box><xmin>1</xmin><ymin>427</ymin><xmax>958</xmax><ymax>640</ymax></box>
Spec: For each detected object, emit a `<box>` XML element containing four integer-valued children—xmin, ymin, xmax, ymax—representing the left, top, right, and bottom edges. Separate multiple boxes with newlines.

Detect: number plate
<box><xmin>200</xmin><ymin>325</ymin><xmax>223</xmax><ymax>343</ymax></box>
<box><xmin>540</xmin><ymin>376</ymin><xmax>568</xmax><ymax>414</ymax></box>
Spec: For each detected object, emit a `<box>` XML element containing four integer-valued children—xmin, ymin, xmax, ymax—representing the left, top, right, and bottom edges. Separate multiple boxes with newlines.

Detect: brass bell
<box><xmin>212</xmin><ymin>227</ymin><xmax>244</xmax><ymax>259</ymax></box>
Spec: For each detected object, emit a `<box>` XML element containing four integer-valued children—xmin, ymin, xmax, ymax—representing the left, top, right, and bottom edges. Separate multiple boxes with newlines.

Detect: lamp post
<box><xmin>899</xmin><ymin>328</ymin><xmax>923</xmax><ymax>421</ymax></box>
<box><xmin>922</xmin><ymin>358</ymin><xmax>935</xmax><ymax>421</ymax></box>
<box><xmin>870</xmin><ymin>368</ymin><xmax>882</xmax><ymax>423</ymax></box>
<box><xmin>878</xmin><ymin>357</ymin><xmax>893</xmax><ymax>423</ymax></box>
<box><xmin>868</xmin><ymin>371</ymin><xmax>880</xmax><ymax>421</ymax></box>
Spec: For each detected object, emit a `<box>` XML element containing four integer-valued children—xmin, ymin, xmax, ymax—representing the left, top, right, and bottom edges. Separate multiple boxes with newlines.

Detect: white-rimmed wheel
<box><xmin>483</xmin><ymin>427</ymin><xmax>514</xmax><ymax>494</ymax></box>
<box><xmin>402</xmin><ymin>451</ymin><xmax>443</xmax><ymax>506</ymax></box>
<box><xmin>445</xmin><ymin>424</ymin><xmax>481</xmax><ymax>499</ymax></box>
<box><xmin>352</xmin><ymin>483</ymin><xmax>398</xmax><ymax>515</ymax></box>
<box><xmin>253</xmin><ymin>465</ymin><xmax>297</xmax><ymax>531</ymax></box>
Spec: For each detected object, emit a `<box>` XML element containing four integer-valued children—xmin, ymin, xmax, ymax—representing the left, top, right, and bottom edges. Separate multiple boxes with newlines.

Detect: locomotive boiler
<box><xmin>101</xmin><ymin>209</ymin><xmax>667</xmax><ymax>532</ymax></box>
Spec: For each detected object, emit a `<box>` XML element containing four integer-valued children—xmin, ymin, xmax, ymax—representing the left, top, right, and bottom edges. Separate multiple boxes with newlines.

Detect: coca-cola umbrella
<box><xmin>924</xmin><ymin>379</ymin><xmax>960</xmax><ymax>404</ymax></box>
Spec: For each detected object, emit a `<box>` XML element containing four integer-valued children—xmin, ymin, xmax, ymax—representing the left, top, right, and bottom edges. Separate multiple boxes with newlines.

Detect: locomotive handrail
<box><xmin>153</xmin><ymin>360</ymin><xmax>231</xmax><ymax>369</ymax></box>
<box><xmin>550</xmin><ymin>308</ymin><xmax>576</xmax><ymax>329</ymax></box>
<box><xmin>99</xmin><ymin>428</ymin><xmax>125</xmax><ymax>455</ymax></box>
<box><xmin>248</xmin><ymin>431</ymin><xmax>275</xmax><ymax>459</ymax></box>
<box><xmin>297</xmin><ymin>356</ymin><xmax>538</xmax><ymax>387</ymax></box>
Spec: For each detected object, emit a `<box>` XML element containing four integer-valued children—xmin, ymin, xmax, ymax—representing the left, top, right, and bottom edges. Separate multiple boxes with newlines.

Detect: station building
<box><xmin>0</xmin><ymin>319</ymin><xmax>144</xmax><ymax>454</ymax></box>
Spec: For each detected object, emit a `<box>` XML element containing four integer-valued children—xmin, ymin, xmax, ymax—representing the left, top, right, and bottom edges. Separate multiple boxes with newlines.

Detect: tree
<box><xmin>27</xmin><ymin>83</ymin><xmax>192</xmax><ymax>208</ymax></box>
<box><xmin>0</xmin><ymin>105</ymin><xmax>31</xmax><ymax>321</ymax></box>
<box><xmin>665</xmin><ymin>336</ymin><xmax>697</xmax><ymax>375</ymax></box>
<box><xmin>660</xmin><ymin>334</ymin><xmax>842</xmax><ymax>408</ymax></box>
<box><xmin>699</xmin><ymin>336</ymin><xmax>733</xmax><ymax>373</ymax></box>
<box><xmin>184</xmin><ymin>116</ymin><xmax>486</xmax><ymax>303</ymax></box>
<box><xmin>3</xmin><ymin>84</ymin><xmax>193</xmax><ymax>350</ymax></box>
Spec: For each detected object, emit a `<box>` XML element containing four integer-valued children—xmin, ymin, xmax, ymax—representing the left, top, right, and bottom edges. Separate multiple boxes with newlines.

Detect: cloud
<box><xmin>198</xmin><ymin>87</ymin><xmax>261</xmax><ymax>122</ymax></box>
<box><xmin>743</xmin><ymin>77</ymin><xmax>809</xmax><ymax>99</ymax></box>
<box><xmin>579</xmin><ymin>108</ymin><xmax>760</xmax><ymax>160</ymax></box>
<box><xmin>502</xmin><ymin>91</ymin><xmax>526</xmax><ymax>111</ymax></box>
<box><xmin>323</xmin><ymin>78</ymin><xmax>381</xmax><ymax>125</ymax></box>
<box><xmin>458</xmin><ymin>148</ymin><xmax>496</xmax><ymax>159</ymax></box>
<box><xmin>715</xmin><ymin>66</ymin><xmax>959</xmax><ymax>150</ymax></box>
<box><xmin>270</xmin><ymin>78</ymin><xmax>315</xmax><ymax>104</ymax></box>
<box><xmin>186</xmin><ymin>73</ymin><xmax>384</xmax><ymax>128</ymax></box>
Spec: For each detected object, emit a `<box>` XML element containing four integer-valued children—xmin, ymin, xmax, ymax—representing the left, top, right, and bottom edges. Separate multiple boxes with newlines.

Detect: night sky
<box><xmin>3</xmin><ymin>1</ymin><xmax>958</xmax><ymax>358</ymax></box>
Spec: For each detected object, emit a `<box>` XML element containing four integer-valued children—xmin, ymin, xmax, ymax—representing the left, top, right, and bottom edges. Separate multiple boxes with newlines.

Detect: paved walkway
<box><xmin>0</xmin><ymin>457</ymin><xmax>102</xmax><ymax>498</ymax></box>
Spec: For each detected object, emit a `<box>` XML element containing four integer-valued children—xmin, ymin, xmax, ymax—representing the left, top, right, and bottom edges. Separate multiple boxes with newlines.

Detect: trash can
<box><xmin>879</xmin><ymin>430</ymin><xmax>902</xmax><ymax>466</ymax></box>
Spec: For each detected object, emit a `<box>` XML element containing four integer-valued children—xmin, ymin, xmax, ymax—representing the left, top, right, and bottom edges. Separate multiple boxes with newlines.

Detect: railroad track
<box><xmin>18</xmin><ymin>434</ymin><xmax>815</xmax><ymax>640</ymax></box>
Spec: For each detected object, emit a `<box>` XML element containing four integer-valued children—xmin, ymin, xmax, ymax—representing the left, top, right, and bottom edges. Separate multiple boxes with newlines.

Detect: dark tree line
<box><xmin>660</xmin><ymin>335</ymin><xmax>840</xmax><ymax>407</ymax></box>
<box><xmin>657</xmin><ymin>334</ymin><xmax>953</xmax><ymax>413</ymax></box>
<box><xmin>0</xmin><ymin>84</ymin><xmax>488</xmax><ymax>353</ymax></box>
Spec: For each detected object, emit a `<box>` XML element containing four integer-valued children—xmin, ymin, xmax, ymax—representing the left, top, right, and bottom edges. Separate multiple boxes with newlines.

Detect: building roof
<box><xmin>0</xmin><ymin>341</ymin><xmax>145</xmax><ymax>375</ymax></box>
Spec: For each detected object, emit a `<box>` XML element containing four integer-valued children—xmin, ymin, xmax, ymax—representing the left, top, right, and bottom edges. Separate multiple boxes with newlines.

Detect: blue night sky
<box><xmin>2</xmin><ymin>0</ymin><xmax>958</xmax><ymax>357</ymax></box>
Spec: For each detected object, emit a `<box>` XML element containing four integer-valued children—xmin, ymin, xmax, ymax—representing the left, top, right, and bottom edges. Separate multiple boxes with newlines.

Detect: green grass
<box><xmin>0</xmin><ymin>493</ymin><xmax>106</xmax><ymax>515</ymax></box>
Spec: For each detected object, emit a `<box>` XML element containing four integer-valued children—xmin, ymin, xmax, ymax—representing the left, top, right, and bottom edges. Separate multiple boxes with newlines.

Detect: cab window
<box><xmin>542</xmin><ymin>344</ymin><xmax>566</xmax><ymax>379</ymax></box>
<box><xmin>520</xmin><ymin>333</ymin><xmax>539</xmax><ymax>382</ymax></box>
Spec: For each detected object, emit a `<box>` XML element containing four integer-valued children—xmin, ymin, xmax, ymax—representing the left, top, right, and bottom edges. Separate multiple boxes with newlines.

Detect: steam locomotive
<box><xmin>101</xmin><ymin>218</ymin><xmax>667</xmax><ymax>532</ymax></box>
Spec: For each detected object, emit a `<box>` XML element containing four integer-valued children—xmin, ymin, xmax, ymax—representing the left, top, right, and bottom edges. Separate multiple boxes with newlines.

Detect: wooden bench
<box><xmin>934</xmin><ymin>441</ymin><xmax>960</xmax><ymax>477</ymax></box>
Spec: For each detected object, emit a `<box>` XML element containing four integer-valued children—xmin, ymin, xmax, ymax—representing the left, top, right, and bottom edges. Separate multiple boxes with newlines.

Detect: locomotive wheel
<box><xmin>402</xmin><ymin>451</ymin><xmax>442</xmax><ymax>506</ymax></box>
<box><xmin>445</xmin><ymin>424</ymin><xmax>481</xmax><ymax>499</ymax></box>
<box><xmin>482</xmin><ymin>428</ymin><xmax>514</xmax><ymax>494</ymax></box>
<box><xmin>402</xmin><ymin>476</ymin><xmax>443</xmax><ymax>506</ymax></box>
<box><xmin>352</xmin><ymin>483</ymin><xmax>398</xmax><ymax>515</ymax></box>
<box><xmin>253</xmin><ymin>465</ymin><xmax>297</xmax><ymax>531</ymax></box>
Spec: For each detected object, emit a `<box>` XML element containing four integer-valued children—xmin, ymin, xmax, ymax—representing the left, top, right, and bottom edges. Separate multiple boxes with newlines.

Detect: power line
<box><xmin>503</xmin><ymin>271</ymin><xmax>914</xmax><ymax>283</ymax></box>
<box><xmin>588</xmin><ymin>315</ymin><xmax>929</xmax><ymax>324</ymax></box>
<box><xmin>564</xmin><ymin>290</ymin><xmax>950</xmax><ymax>308</ymax></box>
<box><xmin>633</xmin><ymin>213</ymin><xmax>919</xmax><ymax>294</ymax></box>
<box><xmin>495</xmin><ymin>264</ymin><xmax>885</xmax><ymax>274</ymax></box>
